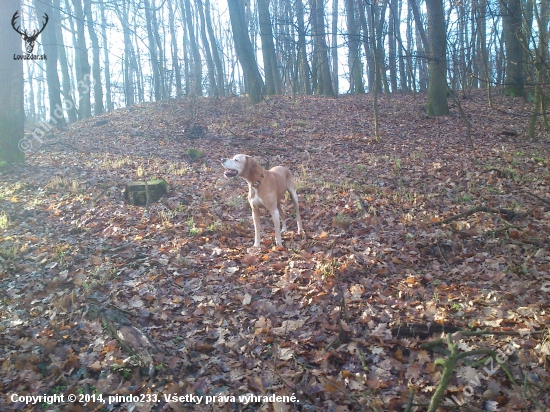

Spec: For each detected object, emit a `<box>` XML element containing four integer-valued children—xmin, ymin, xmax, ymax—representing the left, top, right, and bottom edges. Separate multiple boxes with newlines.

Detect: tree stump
<box><xmin>124</xmin><ymin>179</ymin><xmax>168</xmax><ymax>206</ymax></box>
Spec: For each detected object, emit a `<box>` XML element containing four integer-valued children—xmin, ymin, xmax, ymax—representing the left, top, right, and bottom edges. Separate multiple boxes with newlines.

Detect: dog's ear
<box><xmin>248</xmin><ymin>157</ymin><xmax>263</xmax><ymax>182</ymax></box>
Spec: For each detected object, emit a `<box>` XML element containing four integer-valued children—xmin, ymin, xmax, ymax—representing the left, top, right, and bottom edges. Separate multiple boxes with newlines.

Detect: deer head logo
<box><xmin>11</xmin><ymin>11</ymin><xmax>49</xmax><ymax>54</ymax></box>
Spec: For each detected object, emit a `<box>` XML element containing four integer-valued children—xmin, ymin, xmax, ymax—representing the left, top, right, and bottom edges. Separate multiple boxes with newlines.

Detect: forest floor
<box><xmin>1</xmin><ymin>91</ymin><xmax>550</xmax><ymax>411</ymax></box>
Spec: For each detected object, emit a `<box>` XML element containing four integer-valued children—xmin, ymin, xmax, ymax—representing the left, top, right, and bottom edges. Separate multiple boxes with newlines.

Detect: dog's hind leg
<box><xmin>288</xmin><ymin>188</ymin><xmax>303</xmax><ymax>233</ymax></box>
<box><xmin>271</xmin><ymin>208</ymin><xmax>283</xmax><ymax>246</ymax></box>
<box><xmin>278</xmin><ymin>202</ymin><xmax>287</xmax><ymax>233</ymax></box>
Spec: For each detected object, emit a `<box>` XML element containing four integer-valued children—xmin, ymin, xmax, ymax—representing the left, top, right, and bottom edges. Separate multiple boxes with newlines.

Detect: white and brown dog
<box><xmin>222</xmin><ymin>154</ymin><xmax>303</xmax><ymax>247</ymax></box>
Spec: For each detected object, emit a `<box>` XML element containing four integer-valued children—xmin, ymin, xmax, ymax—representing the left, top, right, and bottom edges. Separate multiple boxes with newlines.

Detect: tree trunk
<box><xmin>409</xmin><ymin>0</ymin><xmax>430</xmax><ymax>53</ymax></box>
<box><xmin>26</xmin><ymin>64</ymin><xmax>36</xmax><ymax>122</ymax></box>
<box><xmin>167</xmin><ymin>0</ymin><xmax>183</xmax><ymax>98</ymax></box>
<box><xmin>295</xmin><ymin>0</ymin><xmax>312</xmax><ymax>94</ymax></box>
<box><xmin>475</xmin><ymin>0</ymin><xmax>492</xmax><ymax>105</ymax></box>
<box><xmin>501</xmin><ymin>0</ymin><xmax>524</xmax><ymax>96</ymax></box>
<box><xmin>258</xmin><ymin>0</ymin><xmax>280</xmax><ymax>95</ymax></box>
<box><xmin>115</xmin><ymin>0</ymin><xmax>135</xmax><ymax>106</ymax></box>
<box><xmin>84</xmin><ymin>0</ymin><xmax>104</xmax><ymax>114</ymax></box>
<box><xmin>332</xmin><ymin>0</ymin><xmax>339</xmax><ymax>93</ymax></box>
<box><xmin>143</xmin><ymin>0</ymin><xmax>162</xmax><ymax>101</ymax></box>
<box><xmin>0</xmin><ymin>0</ymin><xmax>25</xmax><ymax>164</ymax></box>
<box><xmin>310</xmin><ymin>0</ymin><xmax>335</xmax><ymax>96</ymax></box>
<box><xmin>357</xmin><ymin>0</ymin><xmax>374</xmax><ymax>92</ymax></box>
<box><xmin>425</xmin><ymin>0</ymin><xmax>449</xmax><ymax>115</ymax></box>
<box><xmin>54</xmin><ymin>0</ymin><xmax>78</xmax><ymax>122</ymax></box>
<box><xmin>396</xmin><ymin>0</ymin><xmax>408</xmax><ymax>91</ymax></box>
<box><xmin>39</xmin><ymin>0</ymin><xmax>66</xmax><ymax>126</ymax></box>
<box><xmin>197</xmin><ymin>0</ymin><xmax>219</xmax><ymax>96</ymax></box>
<box><xmin>182</xmin><ymin>0</ymin><xmax>202</xmax><ymax>95</ymax></box>
<box><xmin>227</xmin><ymin>0</ymin><xmax>264</xmax><ymax>103</ymax></box>
<box><xmin>368</xmin><ymin>1</ymin><xmax>380</xmax><ymax>140</ymax></box>
<box><xmin>134</xmin><ymin>26</ymin><xmax>144</xmax><ymax>102</ymax></box>
<box><xmin>205</xmin><ymin>0</ymin><xmax>226</xmax><ymax>96</ymax></box>
<box><xmin>528</xmin><ymin>0</ymin><xmax>549</xmax><ymax>137</ymax></box>
<box><xmin>345</xmin><ymin>0</ymin><xmax>364</xmax><ymax>93</ymax></box>
<box><xmin>100</xmin><ymin>0</ymin><xmax>113</xmax><ymax>111</ymax></box>
<box><xmin>406</xmin><ymin>1</ymin><xmax>417</xmax><ymax>92</ymax></box>
<box><xmin>458</xmin><ymin>2</ymin><xmax>467</xmax><ymax>92</ymax></box>
<box><xmin>388</xmin><ymin>0</ymin><xmax>398</xmax><ymax>92</ymax></box>
<box><xmin>72</xmin><ymin>0</ymin><xmax>92</xmax><ymax>118</ymax></box>
<box><xmin>150</xmin><ymin>0</ymin><xmax>167</xmax><ymax>99</ymax></box>
<box><xmin>375</xmin><ymin>0</ymin><xmax>389</xmax><ymax>93</ymax></box>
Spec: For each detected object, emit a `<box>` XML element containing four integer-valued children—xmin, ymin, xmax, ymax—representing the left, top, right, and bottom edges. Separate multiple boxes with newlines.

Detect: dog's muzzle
<box><xmin>221</xmin><ymin>158</ymin><xmax>239</xmax><ymax>177</ymax></box>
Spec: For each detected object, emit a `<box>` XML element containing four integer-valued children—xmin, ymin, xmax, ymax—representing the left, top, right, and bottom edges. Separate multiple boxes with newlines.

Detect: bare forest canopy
<box><xmin>12</xmin><ymin>0</ymin><xmax>550</xmax><ymax>120</ymax></box>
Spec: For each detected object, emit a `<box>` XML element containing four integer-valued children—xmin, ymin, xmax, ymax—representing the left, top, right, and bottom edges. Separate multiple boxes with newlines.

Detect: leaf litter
<box><xmin>0</xmin><ymin>92</ymin><xmax>549</xmax><ymax>411</ymax></box>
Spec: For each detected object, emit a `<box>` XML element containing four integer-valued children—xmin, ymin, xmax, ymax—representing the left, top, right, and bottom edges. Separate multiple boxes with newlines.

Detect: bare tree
<box><xmin>310</xmin><ymin>0</ymin><xmax>334</xmax><ymax>96</ymax></box>
<box><xmin>345</xmin><ymin>0</ymin><xmax>364</xmax><ymax>93</ymax></box>
<box><xmin>205</xmin><ymin>0</ymin><xmax>226</xmax><ymax>96</ymax></box>
<box><xmin>54</xmin><ymin>0</ymin><xmax>77</xmax><ymax>122</ymax></box>
<box><xmin>72</xmin><ymin>0</ymin><xmax>92</xmax><ymax>118</ymax></box>
<box><xmin>196</xmin><ymin>0</ymin><xmax>219</xmax><ymax>96</ymax></box>
<box><xmin>36</xmin><ymin>0</ymin><xmax>65</xmax><ymax>125</ymax></box>
<box><xmin>258</xmin><ymin>0</ymin><xmax>281</xmax><ymax>95</ymax></box>
<box><xmin>500</xmin><ymin>0</ymin><xmax>524</xmax><ymax>96</ymax></box>
<box><xmin>85</xmin><ymin>0</ymin><xmax>104</xmax><ymax>114</ymax></box>
<box><xmin>332</xmin><ymin>0</ymin><xmax>339</xmax><ymax>93</ymax></box>
<box><xmin>425</xmin><ymin>0</ymin><xmax>449</xmax><ymax>115</ymax></box>
<box><xmin>99</xmin><ymin>0</ymin><xmax>113</xmax><ymax>111</ymax></box>
<box><xmin>0</xmin><ymin>0</ymin><xmax>25</xmax><ymax>164</ymax></box>
<box><xmin>143</xmin><ymin>0</ymin><xmax>163</xmax><ymax>101</ymax></box>
<box><xmin>295</xmin><ymin>0</ymin><xmax>312</xmax><ymax>95</ymax></box>
<box><xmin>227</xmin><ymin>0</ymin><xmax>264</xmax><ymax>103</ymax></box>
<box><xmin>181</xmin><ymin>0</ymin><xmax>202</xmax><ymax>95</ymax></box>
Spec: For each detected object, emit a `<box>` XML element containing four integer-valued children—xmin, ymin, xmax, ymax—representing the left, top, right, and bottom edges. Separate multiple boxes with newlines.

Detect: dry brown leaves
<box><xmin>0</xmin><ymin>91</ymin><xmax>549</xmax><ymax>411</ymax></box>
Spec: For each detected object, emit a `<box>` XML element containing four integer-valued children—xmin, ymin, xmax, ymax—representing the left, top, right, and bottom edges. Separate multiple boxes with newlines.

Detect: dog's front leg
<box><xmin>251</xmin><ymin>203</ymin><xmax>262</xmax><ymax>247</ymax></box>
<box><xmin>270</xmin><ymin>208</ymin><xmax>283</xmax><ymax>247</ymax></box>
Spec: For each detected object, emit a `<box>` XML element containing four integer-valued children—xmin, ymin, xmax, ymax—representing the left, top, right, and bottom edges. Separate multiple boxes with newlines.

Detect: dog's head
<box><xmin>222</xmin><ymin>154</ymin><xmax>249</xmax><ymax>178</ymax></box>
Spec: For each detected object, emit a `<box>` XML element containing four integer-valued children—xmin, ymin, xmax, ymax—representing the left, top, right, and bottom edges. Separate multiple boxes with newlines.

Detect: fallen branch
<box><xmin>433</xmin><ymin>204</ymin><xmax>535</xmax><ymax>226</ymax></box>
<box><xmin>525</xmin><ymin>191</ymin><xmax>550</xmax><ymax>207</ymax></box>
<box><xmin>26</xmin><ymin>141</ymin><xmax>79</xmax><ymax>160</ymax></box>
<box><xmin>421</xmin><ymin>328</ymin><xmax>546</xmax><ymax>349</ymax></box>
<box><xmin>486</xmin><ymin>223</ymin><xmax>527</xmax><ymax>237</ymax></box>
<box><xmin>86</xmin><ymin>304</ymin><xmax>157</xmax><ymax>363</ymax></box>
<box><xmin>268</xmin><ymin>359</ymin><xmax>317</xmax><ymax>405</ymax></box>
